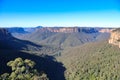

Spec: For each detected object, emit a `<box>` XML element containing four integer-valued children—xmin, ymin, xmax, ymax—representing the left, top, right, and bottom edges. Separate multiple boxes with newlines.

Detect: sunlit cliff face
<box><xmin>35</xmin><ymin>27</ymin><xmax>80</xmax><ymax>33</ymax></box>
<box><xmin>109</xmin><ymin>29</ymin><xmax>120</xmax><ymax>48</ymax></box>
<box><xmin>35</xmin><ymin>27</ymin><xmax>114</xmax><ymax>34</ymax></box>
<box><xmin>48</xmin><ymin>27</ymin><xmax>79</xmax><ymax>33</ymax></box>
<box><xmin>99</xmin><ymin>29</ymin><xmax>112</xmax><ymax>33</ymax></box>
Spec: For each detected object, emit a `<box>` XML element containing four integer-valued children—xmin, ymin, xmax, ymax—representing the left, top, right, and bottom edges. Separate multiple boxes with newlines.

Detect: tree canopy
<box><xmin>0</xmin><ymin>57</ymin><xmax>49</xmax><ymax>80</ymax></box>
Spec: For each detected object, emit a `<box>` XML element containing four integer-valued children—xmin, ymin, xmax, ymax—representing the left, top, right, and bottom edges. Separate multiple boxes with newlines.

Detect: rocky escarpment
<box><xmin>99</xmin><ymin>28</ymin><xmax>112</xmax><ymax>33</ymax></box>
<box><xmin>34</xmin><ymin>27</ymin><xmax>99</xmax><ymax>33</ymax></box>
<box><xmin>34</xmin><ymin>27</ymin><xmax>113</xmax><ymax>33</ymax></box>
<box><xmin>0</xmin><ymin>28</ymin><xmax>12</xmax><ymax>40</ymax></box>
<box><xmin>109</xmin><ymin>28</ymin><xmax>120</xmax><ymax>48</ymax></box>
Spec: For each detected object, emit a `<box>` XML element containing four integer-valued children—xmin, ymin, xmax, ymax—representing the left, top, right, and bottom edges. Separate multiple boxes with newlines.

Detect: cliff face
<box><xmin>34</xmin><ymin>27</ymin><xmax>80</xmax><ymax>33</ymax></box>
<box><xmin>109</xmin><ymin>28</ymin><xmax>120</xmax><ymax>48</ymax></box>
<box><xmin>35</xmin><ymin>27</ymin><xmax>99</xmax><ymax>33</ymax></box>
<box><xmin>0</xmin><ymin>28</ymin><xmax>12</xmax><ymax>40</ymax></box>
<box><xmin>99</xmin><ymin>29</ymin><xmax>112</xmax><ymax>33</ymax></box>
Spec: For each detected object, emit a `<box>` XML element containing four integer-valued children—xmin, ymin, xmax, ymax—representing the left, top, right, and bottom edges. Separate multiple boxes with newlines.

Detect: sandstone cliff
<box><xmin>34</xmin><ymin>27</ymin><xmax>99</xmax><ymax>33</ymax></box>
<box><xmin>109</xmin><ymin>28</ymin><xmax>120</xmax><ymax>48</ymax></box>
<box><xmin>99</xmin><ymin>28</ymin><xmax>112</xmax><ymax>33</ymax></box>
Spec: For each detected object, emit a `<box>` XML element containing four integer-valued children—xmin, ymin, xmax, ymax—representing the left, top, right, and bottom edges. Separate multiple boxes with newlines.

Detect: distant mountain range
<box><xmin>6</xmin><ymin>26</ymin><xmax>43</xmax><ymax>33</ymax></box>
<box><xmin>6</xmin><ymin>26</ymin><xmax>111</xmax><ymax>33</ymax></box>
<box><xmin>7</xmin><ymin>27</ymin><xmax>28</xmax><ymax>33</ymax></box>
<box><xmin>0</xmin><ymin>28</ymin><xmax>60</xmax><ymax>54</ymax></box>
<box><xmin>7</xmin><ymin>27</ymin><xmax>112</xmax><ymax>48</ymax></box>
<box><xmin>0</xmin><ymin>28</ymin><xmax>42</xmax><ymax>50</ymax></box>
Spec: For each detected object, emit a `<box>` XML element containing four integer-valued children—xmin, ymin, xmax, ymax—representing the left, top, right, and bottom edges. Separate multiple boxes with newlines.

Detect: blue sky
<box><xmin>0</xmin><ymin>0</ymin><xmax>120</xmax><ymax>27</ymax></box>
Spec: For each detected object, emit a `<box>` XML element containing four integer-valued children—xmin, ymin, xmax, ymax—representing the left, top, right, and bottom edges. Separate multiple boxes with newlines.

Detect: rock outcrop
<box><xmin>109</xmin><ymin>28</ymin><xmax>120</xmax><ymax>48</ymax></box>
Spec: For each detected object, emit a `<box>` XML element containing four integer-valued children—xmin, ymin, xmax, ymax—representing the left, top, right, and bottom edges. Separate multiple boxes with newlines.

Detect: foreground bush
<box><xmin>0</xmin><ymin>57</ymin><xmax>49</xmax><ymax>80</ymax></box>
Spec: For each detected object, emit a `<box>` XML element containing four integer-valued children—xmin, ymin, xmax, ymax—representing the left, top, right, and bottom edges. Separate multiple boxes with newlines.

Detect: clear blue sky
<box><xmin>0</xmin><ymin>0</ymin><xmax>120</xmax><ymax>27</ymax></box>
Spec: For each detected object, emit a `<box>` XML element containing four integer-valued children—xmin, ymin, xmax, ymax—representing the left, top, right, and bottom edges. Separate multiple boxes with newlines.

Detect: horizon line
<box><xmin>0</xmin><ymin>26</ymin><xmax>119</xmax><ymax>28</ymax></box>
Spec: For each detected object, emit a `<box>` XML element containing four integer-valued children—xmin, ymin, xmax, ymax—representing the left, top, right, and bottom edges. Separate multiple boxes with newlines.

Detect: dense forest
<box><xmin>1</xmin><ymin>41</ymin><xmax>120</xmax><ymax>80</ymax></box>
<box><xmin>58</xmin><ymin>41</ymin><xmax>120</xmax><ymax>80</ymax></box>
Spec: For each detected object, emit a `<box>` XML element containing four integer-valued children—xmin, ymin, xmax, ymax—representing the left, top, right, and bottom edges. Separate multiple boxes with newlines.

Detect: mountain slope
<box><xmin>14</xmin><ymin>29</ymin><xmax>56</xmax><ymax>42</ymax></box>
<box><xmin>13</xmin><ymin>27</ymin><xmax>110</xmax><ymax>48</ymax></box>
<box><xmin>0</xmin><ymin>28</ymin><xmax>42</xmax><ymax>50</ymax></box>
<box><xmin>0</xmin><ymin>28</ymin><xmax>60</xmax><ymax>54</ymax></box>
<box><xmin>58</xmin><ymin>41</ymin><xmax>120</xmax><ymax>80</ymax></box>
<box><xmin>40</xmin><ymin>32</ymin><xmax>99</xmax><ymax>48</ymax></box>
